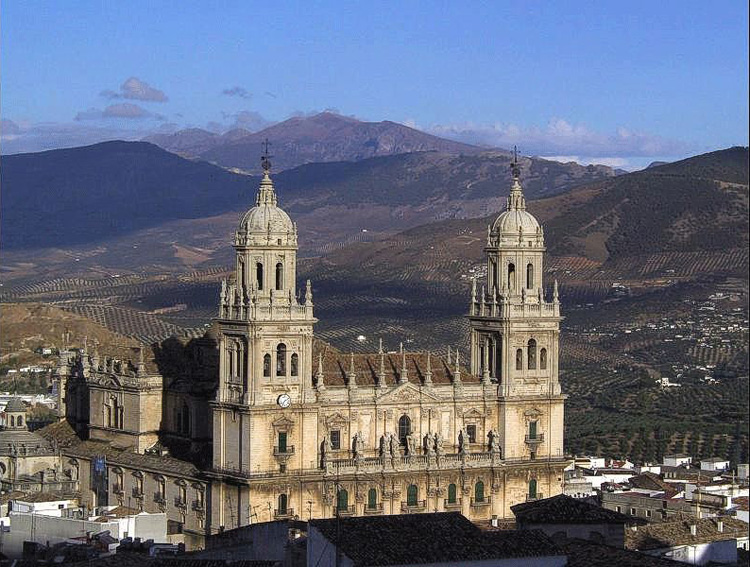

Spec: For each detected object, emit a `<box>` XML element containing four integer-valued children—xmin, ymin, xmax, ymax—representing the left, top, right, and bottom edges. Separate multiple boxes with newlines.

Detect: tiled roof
<box><xmin>512</xmin><ymin>494</ymin><xmax>646</xmax><ymax>525</ymax></box>
<box><xmin>628</xmin><ymin>472</ymin><xmax>678</xmax><ymax>496</ymax></box>
<box><xmin>13</xmin><ymin>491</ymin><xmax>80</xmax><ymax>503</ymax></box>
<box><xmin>38</xmin><ymin>421</ymin><xmax>201</xmax><ymax>478</ymax></box>
<box><xmin>733</xmin><ymin>496</ymin><xmax>749</xmax><ymax>511</ymax></box>
<box><xmin>311</xmin><ymin>345</ymin><xmax>476</xmax><ymax>387</ymax></box>
<box><xmin>626</xmin><ymin>517</ymin><xmax>748</xmax><ymax>550</ymax></box>
<box><xmin>310</xmin><ymin>513</ymin><xmax>561</xmax><ymax>565</ymax></box>
<box><xmin>67</xmin><ymin>554</ymin><xmax>280</xmax><ymax>567</ymax></box>
<box><xmin>561</xmin><ymin>538</ymin><xmax>688</xmax><ymax>566</ymax></box>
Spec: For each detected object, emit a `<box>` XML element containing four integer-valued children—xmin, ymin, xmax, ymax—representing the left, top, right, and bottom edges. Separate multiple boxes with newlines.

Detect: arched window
<box><xmin>516</xmin><ymin>349</ymin><xmax>523</xmax><ymax>371</ymax></box>
<box><xmin>368</xmin><ymin>488</ymin><xmax>377</xmax><ymax>510</ymax></box>
<box><xmin>447</xmin><ymin>483</ymin><xmax>457</xmax><ymax>504</ymax></box>
<box><xmin>475</xmin><ymin>481</ymin><xmax>485</xmax><ymax>503</ymax></box>
<box><xmin>540</xmin><ymin>348</ymin><xmax>547</xmax><ymax>370</ymax></box>
<box><xmin>337</xmin><ymin>489</ymin><xmax>348</xmax><ymax>512</ymax></box>
<box><xmin>182</xmin><ymin>402</ymin><xmax>191</xmax><ymax>435</ymax></box>
<box><xmin>290</xmin><ymin>353</ymin><xmax>299</xmax><ymax>377</ymax></box>
<box><xmin>17</xmin><ymin>416</ymin><xmax>23</xmax><ymax>427</ymax></box>
<box><xmin>238</xmin><ymin>258</ymin><xmax>245</xmax><ymax>288</ymax></box>
<box><xmin>508</xmin><ymin>263</ymin><xmax>516</xmax><ymax>289</ymax></box>
<box><xmin>528</xmin><ymin>339</ymin><xmax>537</xmax><ymax>370</ymax></box>
<box><xmin>278</xmin><ymin>493</ymin><xmax>288</xmax><ymax>514</ymax></box>
<box><xmin>275</xmin><ymin>262</ymin><xmax>284</xmax><ymax>291</ymax></box>
<box><xmin>263</xmin><ymin>354</ymin><xmax>271</xmax><ymax>377</ymax></box>
<box><xmin>489</xmin><ymin>259</ymin><xmax>496</xmax><ymax>289</ymax></box>
<box><xmin>256</xmin><ymin>262</ymin><xmax>264</xmax><ymax>290</ymax></box>
<box><xmin>177</xmin><ymin>481</ymin><xmax>187</xmax><ymax>506</ymax></box>
<box><xmin>529</xmin><ymin>478</ymin><xmax>538</xmax><ymax>499</ymax></box>
<box><xmin>276</xmin><ymin>343</ymin><xmax>287</xmax><ymax>376</ymax></box>
<box><xmin>527</xmin><ymin>263</ymin><xmax>534</xmax><ymax>289</ymax></box>
<box><xmin>407</xmin><ymin>484</ymin><xmax>418</xmax><ymax>507</ymax></box>
<box><xmin>398</xmin><ymin>415</ymin><xmax>411</xmax><ymax>446</ymax></box>
<box><xmin>10</xmin><ymin>416</ymin><xmax>14</xmax><ymax>427</ymax></box>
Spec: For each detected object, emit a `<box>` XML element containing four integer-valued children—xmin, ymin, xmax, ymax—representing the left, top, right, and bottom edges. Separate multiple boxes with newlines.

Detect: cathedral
<box><xmin>42</xmin><ymin>152</ymin><xmax>569</xmax><ymax>549</ymax></box>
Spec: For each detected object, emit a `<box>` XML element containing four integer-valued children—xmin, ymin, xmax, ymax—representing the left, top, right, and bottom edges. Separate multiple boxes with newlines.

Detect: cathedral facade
<box><xmin>48</xmin><ymin>155</ymin><xmax>569</xmax><ymax>549</ymax></box>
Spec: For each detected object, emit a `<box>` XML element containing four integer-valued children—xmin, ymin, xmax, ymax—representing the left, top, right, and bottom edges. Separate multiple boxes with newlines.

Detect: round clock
<box><xmin>277</xmin><ymin>393</ymin><xmax>292</xmax><ymax>408</ymax></box>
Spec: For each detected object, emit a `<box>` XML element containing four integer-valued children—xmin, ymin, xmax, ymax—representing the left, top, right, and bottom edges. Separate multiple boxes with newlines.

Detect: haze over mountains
<box><xmin>0</xmin><ymin>139</ymin><xmax>617</xmax><ymax>260</ymax></box>
<box><xmin>145</xmin><ymin>112</ymin><xmax>483</xmax><ymax>173</ymax></box>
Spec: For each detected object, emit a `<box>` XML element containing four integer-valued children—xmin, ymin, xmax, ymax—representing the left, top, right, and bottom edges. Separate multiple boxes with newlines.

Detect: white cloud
<box><xmin>1</xmin><ymin>121</ymin><xmax>146</xmax><ymax>154</ymax></box>
<box><xmin>101</xmin><ymin>77</ymin><xmax>168</xmax><ymax>102</ymax></box>
<box><xmin>426</xmin><ymin>118</ymin><xmax>695</xmax><ymax>159</ymax></box>
<box><xmin>103</xmin><ymin>103</ymin><xmax>151</xmax><ymax>119</ymax></box>
<box><xmin>222</xmin><ymin>86</ymin><xmax>252</xmax><ymax>100</ymax></box>
<box><xmin>76</xmin><ymin>103</ymin><xmax>155</xmax><ymax>121</ymax></box>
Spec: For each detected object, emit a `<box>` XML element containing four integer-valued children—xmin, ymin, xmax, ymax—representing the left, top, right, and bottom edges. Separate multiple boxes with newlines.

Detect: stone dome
<box><xmin>238</xmin><ymin>202</ymin><xmax>294</xmax><ymax>235</ymax></box>
<box><xmin>234</xmin><ymin>171</ymin><xmax>296</xmax><ymax>247</ymax></box>
<box><xmin>4</xmin><ymin>397</ymin><xmax>26</xmax><ymax>413</ymax></box>
<box><xmin>492</xmin><ymin>208</ymin><xmax>540</xmax><ymax>236</ymax></box>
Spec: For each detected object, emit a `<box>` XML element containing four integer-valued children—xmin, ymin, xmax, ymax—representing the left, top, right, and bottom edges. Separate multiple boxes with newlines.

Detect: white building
<box><xmin>664</xmin><ymin>455</ymin><xmax>693</xmax><ymax>468</ymax></box>
<box><xmin>701</xmin><ymin>458</ymin><xmax>730</xmax><ymax>473</ymax></box>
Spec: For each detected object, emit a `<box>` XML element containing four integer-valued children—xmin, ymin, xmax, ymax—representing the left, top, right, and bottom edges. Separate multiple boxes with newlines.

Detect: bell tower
<box><xmin>214</xmin><ymin>148</ymin><xmax>316</xmax><ymax>411</ymax></box>
<box><xmin>468</xmin><ymin>152</ymin><xmax>565</xmax><ymax>461</ymax></box>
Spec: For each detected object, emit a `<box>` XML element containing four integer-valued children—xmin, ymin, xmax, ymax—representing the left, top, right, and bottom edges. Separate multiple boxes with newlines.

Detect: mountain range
<box><xmin>0</xmin><ymin>140</ymin><xmax>617</xmax><ymax>260</ymax></box>
<box><xmin>144</xmin><ymin>112</ymin><xmax>483</xmax><ymax>173</ymax></box>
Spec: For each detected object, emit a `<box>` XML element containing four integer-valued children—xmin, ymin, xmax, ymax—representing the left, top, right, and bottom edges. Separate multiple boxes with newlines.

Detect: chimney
<box><xmin>690</xmin><ymin>524</ymin><xmax>697</xmax><ymax>536</ymax></box>
<box><xmin>717</xmin><ymin>520</ymin><xmax>723</xmax><ymax>533</ymax></box>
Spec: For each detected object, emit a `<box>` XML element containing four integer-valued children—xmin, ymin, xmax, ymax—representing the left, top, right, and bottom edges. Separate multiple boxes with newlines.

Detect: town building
<box><xmin>307</xmin><ymin>512</ymin><xmax>566</xmax><ymax>567</ymax></box>
<box><xmin>45</xmin><ymin>153</ymin><xmax>569</xmax><ymax>548</ymax></box>
<box><xmin>625</xmin><ymin>517</ymin><xmax>749</xmax><ymax>565</ymax></box>
<box><xmin>0</xmin><ymin>396</ymin><xmax>74</xmax><ymax>493</ymax></box>
<box><xmin>510</xmin><ymin>493</ymin><xmax>645</xmax><ymax>547</ymax></box>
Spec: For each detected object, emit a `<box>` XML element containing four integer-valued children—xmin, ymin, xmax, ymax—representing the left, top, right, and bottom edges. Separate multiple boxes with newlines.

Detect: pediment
<box><xmin>272</xmin><ymin>415</ymin><xmax>295</xmax><ymax>429</ymax></box>
<box><xmin>523</xmin><ymin>407</ymin><xmax>543</xmax><ymax>418</ymax></box>
<box><xmin>463</xmin><ymin>407</ymin><xmax>485</xmax><ymax>419</ymax></box>
<box><xmin>90</xmin><ymin>373</ymin><xmax>122</xmax><ymax>389</ymax></box>
<box><xmin>325</xmin><ymin>412</ymin><xmax>349</xmax><ymax>427</ymax></box>
<box><xmin>377</xmin><ymin>382</ymin><xmax>440</xmax><ymax>404</ymax></box>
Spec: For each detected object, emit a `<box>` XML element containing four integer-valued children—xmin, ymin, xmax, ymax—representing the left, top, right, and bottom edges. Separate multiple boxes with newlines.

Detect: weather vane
<box><xmin>261</xmin><ymin>138</ymin><xmax>273</xmax><ymax>173</ymax></box>
<box><xmin>510</xmin><ymin>145</ymin><xmax>520</xmax><ymax>178</ymax></box>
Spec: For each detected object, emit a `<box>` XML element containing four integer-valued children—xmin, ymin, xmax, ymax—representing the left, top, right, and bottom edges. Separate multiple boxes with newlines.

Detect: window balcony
<box><xmin>526</xmin><ymin>493</ymin><xmax>544</xmax><ymax>502</ymax></box>
<box><xmin>364</xmin><ymin>503</ymin><xmax>383</xmax><ymax>515</ymax></box>
<box><xmin>335</xmin><ymin>505</ymin><xmax>355</xmax><ymax>516</ymax></box>
<box><xmin>524</xmin><ymin>433</ymin><xmax>544</xmax><ymax>445</ymax></box>
<box><xmin>153</xmin><ymin>492</ymin><xmax>166</xmax><ymax>504</ymax></box>
<box><xmin>273</xmin><ymin>445</ymin><xmax>295</xmax><ymax>456</ymax></box>
<box><xmin>444</xmin><ymin>498</ymin><xmax>462</xmax><ymax>509</ymax></box>
<box><xmin>112</xmin><ymin>484</ymin><xmax>124</xmax><ymax>495</ymax></box>
<box><xmin>274</xmin><ymin>507</ymin><xmax>295</xmax><ymax>519</ymax></box>
<box><xmin>401</xmin><ymin>500</ymin><xmax>427</xmax><ymax>513</ymax></box>
<box><xmin>470</xmin><ymin>496</ymin><xmax>491</xmax><ymax>507</ymax></box>
<box><xmin>174</xmin><ymin>497</ymin><xmax>187</xmax><ymax>509</ymax></box>
<box><xmin>132</xmin><ymin>487</ymin><xmax>144</xmax><ymax>499</ymax></box>
<box><xmin>192</xmin><ymin>500</ymin><xmax>205</xmax><ymax>512</ymax></box>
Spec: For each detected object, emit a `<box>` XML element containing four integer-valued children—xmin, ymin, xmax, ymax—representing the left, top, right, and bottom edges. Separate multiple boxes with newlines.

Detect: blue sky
<box><xmin>1</xmin><ymin>0</ymin><xmax>748</xmax><ymax>168</ymax></box>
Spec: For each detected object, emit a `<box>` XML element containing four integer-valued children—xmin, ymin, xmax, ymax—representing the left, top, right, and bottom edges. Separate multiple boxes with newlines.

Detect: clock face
<box><xmin>277</xmin><ymin>394</ymin><xmax>292</xmax><ymax>408</ymax></box>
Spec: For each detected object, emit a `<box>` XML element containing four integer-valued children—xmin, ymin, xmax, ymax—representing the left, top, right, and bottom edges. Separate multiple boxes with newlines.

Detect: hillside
<box><xmin>0</xmin><ymin>141</ymin><xmax>255</xmax><ymax>250</ymax></box>
<box><xmin>153</xmin><ymin>112</ymin><xmax>482</xmax><ymax>172</ymax></box>
<box><xmin>0</xmin><ymin>142</ymin><xmax>615</xmax><ymax>279</ymax></box>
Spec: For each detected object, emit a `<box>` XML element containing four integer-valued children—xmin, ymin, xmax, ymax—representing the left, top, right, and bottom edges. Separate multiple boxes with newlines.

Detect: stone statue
<box><xmin>488</xmin><ymin>430</ymin><xmax>500</xmax><ymax>454</ymax></box>
<box><xmin>423</xmin><ymin>433</ymin><xmax>435</xmax><ymax>455</ymax></box>
<box><xmin>379</xmin><ymin>434</ymin><xmax>387</xmax><ymax>458</ymax></box>
<box><xmin>458</xmin><ymin>428</ymin><xmax>467</xmax><ymax>454</ymax></box>
<box><xmin>434</xmin><ymin>432</ymin><xmax>444</xmax><ymax>456</ymax></box>
<box><xmin>353</xmin><ymin>432</ymin><xmax>364</xmax><ymax>459</ymax></box>
<box><xmin>320</xmin><ymin>436</ymin><xmax>330</xmax><ymax>468</ymax></box>
<box><xmin>389</xmin><ymin>433</ymin><xmax>399</xmax><ymax>458</ymax></box>
<box><xmin>406</xmin><ymin>433</ymin><xmax>416</xmax><ymax>456</ymax></box>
